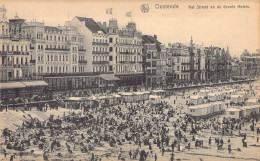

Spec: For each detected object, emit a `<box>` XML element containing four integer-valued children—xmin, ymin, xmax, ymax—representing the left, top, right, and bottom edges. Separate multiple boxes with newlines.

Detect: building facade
<box><xmin>169</xmin><ymin>43</ymin><xmax>190</xmax><ymax>84</ymax></box>
<box><xmin>0</xmin><ymin>6</ymin><xmax>33</xmax><ymax>81</ymax></box>
<box><xmin>142</xmin><ymin>35</ymin><xmax>168</xmax><ymax>87</ymax></box>
<box><xmin>23</xmin><ymin>21</ymin><xmax>86</xmax><ymax>75</ymax></box>
<box><xmin>240</xmin><ymin>49</ymin><xmax>260</xmax><ymax>77</ymax></box>
<box><xmin>205</xmin><ymin>46</ymin><xmax>231</xmax><ymax>82</ymax></box>
<box><xmin>107</xmin><ymin>20</ymin><xmax>143</xmax><ymax>86</ymax></box>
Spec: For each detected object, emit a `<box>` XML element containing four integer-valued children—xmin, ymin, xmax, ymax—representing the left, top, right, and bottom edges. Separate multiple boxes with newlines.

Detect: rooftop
<box><xmin>76</xmin><ymin>16</ymin><xmax>106</xmax><ymax>34</ymax></box>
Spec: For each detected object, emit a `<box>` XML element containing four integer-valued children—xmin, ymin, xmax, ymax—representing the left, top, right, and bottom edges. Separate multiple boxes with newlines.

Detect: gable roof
<box><xmin>142</xmin><ymin>35</ymin><xmax>162</xmax><ymax>52</ymax></box>
<box><xmin>76</xmin><ymin>16</ymin><xmax>106</xmax><ymax>34</ymax></box>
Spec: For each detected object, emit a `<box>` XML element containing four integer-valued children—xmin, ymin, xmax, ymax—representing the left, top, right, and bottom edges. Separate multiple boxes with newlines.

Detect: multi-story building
<box><xmin>107</xmin><ymin>20</ymin><xmax>143</xmax><ymax>86</ymax></box>
<box><xmin>143</xmin><ymin>35</ymin><xmax>167</xmax><ymax>87</ymax></box>
<box><xmin>167</xmin><ymin>43</ymin><xmax>190</xmax><ymax>84</ymax></box>
<box><xmin>23</xmin><ymin>21</ymin><xmax>86</xmax><ymax>75</ymax></box>
<box><xmin>189</xmin><ymin>38</ymin><xmax>206</xmax><ymax>83</ymax></box>
<box><xmin>71</xmin><ymin>17</ymin><xmax>111</xmax><ymax>74</ymax></box>
<box><xmin>240</xmin><ymin>49</ymin><xmax>260</xmax><ymax>77</ymax></box>
<box><xmin>205</xmin><ymin>46</ymin><xmax>231</xmax><ymax>82</ymax></box>
<box><xmin>0</xmin><ymin>6</ymin><xmax>33</xmax><ymax>81</ymax></box>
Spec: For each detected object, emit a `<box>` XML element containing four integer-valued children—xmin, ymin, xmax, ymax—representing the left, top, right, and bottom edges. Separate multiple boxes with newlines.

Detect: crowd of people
<box><xmin>0</xmin><ymin>81</ymin><xmax>260</xmax><ymax>161</ymax></box>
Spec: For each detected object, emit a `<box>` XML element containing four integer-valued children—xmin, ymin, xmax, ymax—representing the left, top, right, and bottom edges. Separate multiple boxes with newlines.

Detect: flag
<box><xmin>126</xmin><ymin>11</ymin><xmax>132</xmax><ymax>17</ymax></box>
<box><xmin>106</xmin><ymin>8</ymin><xmax>113</xmax><ymax>14</ymax></box>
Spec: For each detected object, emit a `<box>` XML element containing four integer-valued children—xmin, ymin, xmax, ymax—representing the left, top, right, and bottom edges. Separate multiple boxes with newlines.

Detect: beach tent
<box><xmin>226</xmin><ymin>108</ymin><xmax>243</xmax><ymax>119</ymax></box>
<box><xmin>149</xmin><ymin>95</ymin><xmax>161</xmax><ymax>104</ymax></box>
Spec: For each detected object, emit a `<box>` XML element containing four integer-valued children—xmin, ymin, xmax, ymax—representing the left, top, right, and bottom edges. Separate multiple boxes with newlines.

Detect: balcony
<box><xmin>78</xmin><ymin>60</ymin><xmax>88</xmax><ymax>63</ymax></box>
<box><xmin>45</xmin><ymin>48</ymin><xmax>69</xmax><ymax>51</ymax></box>
<box><xmin>79</xmin><ymin>49</ymin><xmax>86</xmax><ymax>52</ymax></box>
<box><xmin>0</xmin><ymin>51</ymin><xmax>8</xmax><ymax>55</ymax></box>
<box><xmin>30</xmin><ymin>60</ymin><xmax>36</xmax><ymax>63</ymax></box>
<box><xmin>92</xmin><ymin>61</ymin><xmax>109</xmax><ymax>64</ymax></box>
<box><xmin>34</xmin><ymin>72</ymin><xmax>114</xmax><ymax>77</ymax></box>
<box><xmin>92</xmin><ymin>42</ymin><xmax>109</xmax><ymax>46</ymax></box>
<box><xmin>0</xmin><ymin>51</ymin><xmax>29</xmax><ymax>55</ymax></box>
<box><xmin>93</xmin><ymin>51</ymin><xmax>109</xmax><ymax>54</ymax></box>
<box><xmin>13</xmin><ymin>64</ymin><xmax>21</xmax><ymax>68</ymax></box>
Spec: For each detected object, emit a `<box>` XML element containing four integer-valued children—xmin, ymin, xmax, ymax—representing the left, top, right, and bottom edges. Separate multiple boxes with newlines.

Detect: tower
<box><xmin>0</xmin><ymin>5</ymin><xmax>7</xmax><ymax>22</ymax></box>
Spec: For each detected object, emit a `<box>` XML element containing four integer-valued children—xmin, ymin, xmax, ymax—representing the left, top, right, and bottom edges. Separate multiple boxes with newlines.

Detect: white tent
<box><xmin>226</xmin><ymin>108</ymin><xmax>242</xmax><ymax>119</ymax></box>
<box><xmin>231</xmin><ymin>95</ymin><xmax>243</xmax><ymax>103</ymax></box>
<box><xmin>149</xmin><ymin>95</ymin><xmax>161</xmax><ymax>104</ymax></box>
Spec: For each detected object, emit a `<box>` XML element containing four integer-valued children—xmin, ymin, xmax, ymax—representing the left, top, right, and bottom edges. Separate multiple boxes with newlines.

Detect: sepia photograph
<box><xmin>0</xmin><ymin>0</ymin><xmax>259</xmax><ymax>160</ymax></box>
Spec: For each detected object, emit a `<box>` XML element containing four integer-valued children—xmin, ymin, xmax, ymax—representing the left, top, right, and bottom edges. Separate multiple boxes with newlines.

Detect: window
<box><xmin>229</xmin><ymin>112</ymin><xmax>235</xmax><ymax>115</ymax></box>
<box><xmin>109</xmin><ymin>47</ymin><xmax>113</xmax><ymax>52</ymax></box>
<box><xmin>109</xmin><ymin>65</ymin><xmax>113</xmax><ymax>71</ymax></box>
<box><xmin>109</xmin><ymin>56</ymin><xmax>113</xmax><ymax>61</ymax></box>
<box><xmin>109</xmin><ymin>38</ymin><xmax>113</xmax><ymax>43</ymax></box>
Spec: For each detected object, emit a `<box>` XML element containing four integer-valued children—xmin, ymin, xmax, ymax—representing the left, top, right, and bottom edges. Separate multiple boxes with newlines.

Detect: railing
<box><xmin>0</xmin><ymin>51</ymin><xmax>29</xmax><ymax>55</ymax></box>
<box><xmin>45</xmin><ymin>48</ymin><xmax>69</xmax><ymax>51</ymax></box>
<box><xmin>34</xmin><ymin>72</ymin><xmax>114</xmax><ymax>77</ymax></box>
<box><xmin>79</xmin><ymin>49</ymin><xmax>86</xmax><ymax>52</ymax></box>
<box><xmin>92</xmin><ymin>42</ymin><xmax>109</xmax><ymax>46</ymax></box>
<box><xmin>78</xmin><ymin>60</ymin><xmax>88</xmax><ymax>63</ymax></box>
<box><xmin>93</xmin><ymin>51</ymin><xmax>109</xmax><ymax>54</ymax></box>
<box><xmin>92</xmin><ymin>61</ymin><xmax>109</xmax><ymax>64</ymax></box>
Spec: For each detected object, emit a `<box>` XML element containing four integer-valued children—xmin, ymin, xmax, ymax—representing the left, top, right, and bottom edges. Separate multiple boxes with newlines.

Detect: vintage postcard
<box><xmin>0</xmin><ymin>0</ymin><xmax>259</xmax><ymax>160</ymax></box>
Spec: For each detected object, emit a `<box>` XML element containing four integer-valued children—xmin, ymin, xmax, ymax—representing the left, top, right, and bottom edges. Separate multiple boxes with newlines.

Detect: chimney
<box><xmin>103</xmin><ymin>22</ymin><xmax>107</xmax><ymax>27</ymax></box>
<box><xmin>154</xmin><ymin>35</ymin><xmax>157</xmax><ymax>40</ymax></box>
<box><xmin>97</xmin><ymin>22</ymin><xmax>101</xmax><ymax>26</ymax></box>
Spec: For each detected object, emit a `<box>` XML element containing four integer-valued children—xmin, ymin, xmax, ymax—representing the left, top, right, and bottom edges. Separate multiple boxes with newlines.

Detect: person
<box><xmin>209</xmin><ymin>137</ymin><xmax>211</xmax><ymax>145</ymax></box>
<box><xmin>129</xmin><ymin>150</ymin><xmax>132</xmax><ymax>159</ymax></box>
<box><xmin>155</xmin><ymin>153</ymin><xmax>157</xmax><ymax>161</ymax></box>
<box><xmin>257</xmin><ymin>136</ymin><xmax>259</xmax><ymax>143</ymax></box>
<box><xmin>162</xmin><ymin>146</ymin><xmax>165</xmax><ymax>156</ymax></box>
<box><xmin>228</xmin><ymin>144</ymin><xmax>231</xmax><ymax>154</ymax></box>
<box><xmin>170</xmin><ymin>152</ymin><xmax>174</xmax><ymax>161</ymax></box>
<box><xmin>171</xmin><ymin>142</ymin><xmax>175</xmax><ymax>152</ymax></box>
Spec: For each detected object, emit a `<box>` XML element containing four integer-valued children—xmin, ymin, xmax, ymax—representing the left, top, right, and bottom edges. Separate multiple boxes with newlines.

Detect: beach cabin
<box><xmin>247</xmin><ymin>98</ymin><xmax>259</xmax><ymax>105</ymax></box>
<box><xmin>226</xmin><ymin>108</ymin><xmax>243</xmax><ymax>119</ymax></box>
<box><xmin>149</xmin><ymin>95</ymin><xmax>162</xmax><ymax>104</ymax></box>
<box><xmin>230</xmin><ymin>95</ymin><xmax>244</xmax><ymax>104</ymax></box>
<box><xmin>237</xmin><ymin>91</ymin><xmax>248</xmax><ymax>99</ymax></box>
<box><xmin>241</xmin><ymin>105</ymin><xmax>259</xmax><ymax>117</ymax></box>
<box><xmin>98</xmin><ymin>95</ymin><xmax>115</xmax><ymax>105</ymax></box>
<box><xmin>112</xmin><ymin>94</ymin><xmax>122</xmax><ymax>105</ymax></box>
<box><xmin>152</xmin><ymin>90</ymin><xmax>166</xmax><ymax>98</ymax></box>
<box><xmin>86</xmin><ymin>96</ymin><xmax>98</xmax><ymax>107</ymax></box>
<box><xmin>133</xmin><ymin>92</ymin><xmax>146</xmax><ymax>102</ymax></box>
<box><xmin>64</xmin><ymin>97</ymin><xmax>82</xmax><ymax>109</ymax></box>
<box><xmin>199</xmin><ymin>89</ymin><xmax>210</xmax><ymax>97</ymax></box>
<box><xmin>208</xmin><ymin>93</ymin><xmax>217</xmax><ymax>102</ymax></box>
<box><xmin>119</xmin><ymin>92</ymin><xmax>135</xmax><ymax>103</ymax></box>
<box><xmin>141</xmin><ymin>91</ymin><xmax>151</xmax><ymax>101</ymax></box>
<box><xmin>190</xmin><ymin>95</ymin><xmax>204</xmax><ymax>105</ymax></box>
<box><xmin>188</xmin><ymin>104</ymin><xmax>207</xmax><ymax>117</ymax></box>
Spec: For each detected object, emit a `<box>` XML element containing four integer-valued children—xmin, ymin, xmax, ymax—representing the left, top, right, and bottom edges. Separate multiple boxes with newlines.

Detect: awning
<box><xmin>21</xmin><ymin>81</ymin><xmax>48</xmax><ymax>87</ymax></box>
<box><xmin>100</xmin><ymin>74</ymin><xmax>120</xmax><ymax>81</ymax></box>
<box><xmin>0</xmin><ymin>82</ymin><xmax>26</xmax><ymax>90</ymax></box>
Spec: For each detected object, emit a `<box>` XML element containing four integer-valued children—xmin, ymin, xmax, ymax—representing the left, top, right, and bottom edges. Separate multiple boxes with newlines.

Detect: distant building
<box><xmin>143</xmin><ymin>35</ymin><xmax>168</xmax><ymax>87</ymax></box>
<box><xmin>168</xmin><ymin>42</ymin><xmax>190</xmax><ymax>84</ymax></box>
<box><xmin>189</xmin><ymin>37</ymin><xmax>206</xmax><ymax>83</ymax></box>
<box><xmin>107</xmin><ymin>20</ymin><xmax>143</xmax><ymax>86</ymax></box>
<box><xmin>240</xmin><ymin>49</ymin><xmax>260</xmax><ymax>77</ymax></box>
<box><xmin>23</xmin><ymin>21</ymin><xmax>86</xmax><ymax>75</ymax></box>
<box><xmin>0</xmin><ymin>6</ymin><xmax>33</xmax><ymax>81</ymax></box>
<box><xmin>204</xmin><ymin>46</ymin><xmax>231</xmax><ymax>82</ymax></box>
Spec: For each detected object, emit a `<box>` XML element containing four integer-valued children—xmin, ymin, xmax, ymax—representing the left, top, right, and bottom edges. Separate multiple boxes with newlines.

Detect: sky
<box><xmin>1</xmin><ymin>0</ymin><xmax>259</xmax><ymax>57</ymax></box>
